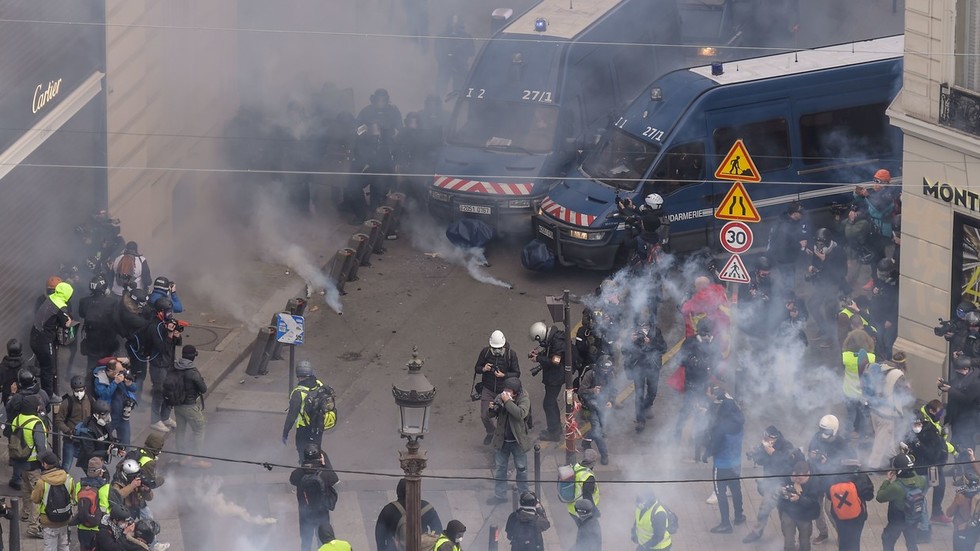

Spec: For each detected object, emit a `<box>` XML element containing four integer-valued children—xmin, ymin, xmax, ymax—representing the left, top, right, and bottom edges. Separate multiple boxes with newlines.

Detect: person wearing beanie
<box><xmin>169</xmin><ymin>345</ymin><xmax>209</xmax><ymax>468</ymax></box>
<box><xmin>108</xmin><ymin>241</ymin><xmax>151</xmax><ymax>296</ymax></box>
<box><xmin>290</xmin><ymin>444</ymin><xmax>340</xmax><ymax>551</ymax></box>
<box><xmin>317</xmin><ymin>520</ymin><xmax>352</xmax><ymax>550</ymax></box>
<box><xmin>487</xmin><ymin>377</ymin><xmax>532</xmax><ymax>505</ymax></box>
<box><xmin>564</xmin><ymin>449</ymin><xmax>600</xmax><ymax>520</ymax></box>
<box><xmin>435</xmin><ymin>519</ymin><xmax>466</xmax><ymax>551</ymax></box>
<box><xmin>75</xmin><ymin>456</ymin><xmax>111</xmax><ymax>551</ymax></box>
<box><xmin>876</xmin><ymin>453</ymin><xmax>926</xmax><ymax>550</ymax></box>
<box><xmin>31</xmin><ymin>451</ymin><xmax>74</xmax><ymax>548</ymax></box>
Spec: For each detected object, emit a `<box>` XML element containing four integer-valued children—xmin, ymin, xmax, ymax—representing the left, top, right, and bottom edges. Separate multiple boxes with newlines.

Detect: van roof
<box><xmin>508</xmin><ymin>0</ymin><xmax>623</xmax><ymax>40</ymax></box>
<box><xmin>690</xmin><ymin>35</ymin><xmax>904</xmax><ymax>85</ymax></box>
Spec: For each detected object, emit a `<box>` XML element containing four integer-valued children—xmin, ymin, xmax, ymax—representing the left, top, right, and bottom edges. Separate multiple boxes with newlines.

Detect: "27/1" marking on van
<box><xmin>522</xmin><ymin>90</ymin><xmax>553</xmax><ymax>103</ymax></box>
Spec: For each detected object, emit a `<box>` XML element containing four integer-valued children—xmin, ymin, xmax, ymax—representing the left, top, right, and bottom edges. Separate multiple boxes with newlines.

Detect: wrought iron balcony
<box><xmin>940</xmin><ymin>82</ymin><xmax>980</xmax><ymax>138</ymax></box>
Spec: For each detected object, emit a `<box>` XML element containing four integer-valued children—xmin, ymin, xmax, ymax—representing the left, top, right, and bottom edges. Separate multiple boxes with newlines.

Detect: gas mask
<box><xmin>454</xmin><ymin>536</ymin><xmax>464</xmax><ymax>544</ymax></box>
<box><xmin>912</xmin><ymin>423</ymin><xmax>922</xmax><ymax>434</ymax></box>
<box><xmin>490</xmin><ymin>347</ymin><xmax>504</xmax><ymax>357</ymax></box>
<box><xmin>73</xmin><ymin>390</ymin><xmax>85</xmax><ymax>400</ymax></box>
<box><xmin>819</xmin><ymin>429</ymin><xmax>834</xmax><ymax>441</ymax></box>
<box><xmin>96</xmin><ymin>413</ymin><xmax>111</xmax><ymax>427</ymax></box>
<box><xmin>696</xmin><ymin>333</ymin><xmax>713</xmax><ymax>343</ymax></box>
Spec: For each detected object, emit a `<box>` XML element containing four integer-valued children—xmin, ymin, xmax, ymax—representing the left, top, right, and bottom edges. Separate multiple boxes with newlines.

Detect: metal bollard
<box><xmin>245</xmin><ymin>326</ymin><xmax>276</xmax><ymax>376</ymax></box>
<box><xmin>374</xmin><ymin>206</ymin><xmax>395</xmax><ymax>253</ymax></box>
<box><xmin>326</xmin><ymin>248</ymin><xmax>356</xmax><ymax>294</ymax></box>
<box><xmin>534</xmin><ymin>444</ymin><xmax>542</xmax><ymax>498</ymax></box>
<box><xmin>361</xmin><ymin>219</ymin><xmax>383</xmax><ymax>264</ymax></box>
<box><xmin>487</xmin><ymin>524</ymin><xmax>499</xmax><ymax>551</ymax></box>
<box><xmin>347</xmin><ymin>233</ymin><xmax>371</xmax><ymax>273</ymax></box>
<box><xmin>9</xmin><ymin>497</ymin><xmax>20</xmax><ymax>551</ymax></box>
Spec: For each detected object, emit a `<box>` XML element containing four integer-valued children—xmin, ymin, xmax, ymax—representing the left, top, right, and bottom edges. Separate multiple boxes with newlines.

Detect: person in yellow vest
<box><xmin>632</xmin><ymin>492</ymin><xmax>672</xmax><ymax>550</ymax></box>
<box><xmin>282</xmin><ymin>360</ymin><xmax>335</xmax><ymax>463</ymax></box>
<box><xmin>836</xmin><ymin>296</ymin><xmax>876</xmax><ymax>351</ymax></box>
<box><xmin>74</xmin><ymin>457</ymin><xmax>111</xmax><ymax>551</ymax></box>
<box><xmin>566</xmin><ymin>449</ymin><xmax>600</xmax><ymax>519</ymax></box>
<box><xmin>31</xmin><ymin>451</ymin><xmax>76</xmax><ymax>551</ymax></box>
<box><xmin>841</xmin><ymin>347</ymin><xmax>874</xmax><ymax>439</ymax></box>
<box><xmin>434</xmin><ymin>519</ymin><xmax>466</xmax><ymax>551</ymax></box>
<box><xmin>317</xmin><ymin>521</ymin><xmax>353</xmax><ymax>551</ymax></box>
<box><xmin>10</xmin><ymin>394</ymin><xmax>50</xmax><ymax>538</ymax></box>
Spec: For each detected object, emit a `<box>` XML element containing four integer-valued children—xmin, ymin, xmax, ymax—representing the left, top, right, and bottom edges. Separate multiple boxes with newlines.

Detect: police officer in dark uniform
<box><xmin>579</xmin><ymin>356</ymin><xmax>615</xmax><ymax>465</ymax></box>
<box><xmin>79</xmin><ymin>274</ymin><xmax>120</xmax><ymax>369</ymax></box>
<box><xmin>625</xmin><ymin>320</ymin><xmax>666</xmax><ymax>432</ymax></box>
<box><xmin>870</xmin><ymin>257</ymin><xmax>900</xmax><ymax>359</ymax></box>
<box><xmin>283</xmin><ymin>361</ymin><xmax>335</xmax><ymax>462</ymax></box>
<box><xmin>356</xmin><ymin>89</ymin><xmax>403</xmax><ymax>139</ymax></box>
<box><xmin>528</xmin><ymin>322</ymin><xmax>566</xmax><ymax>442</ymax></box>
<box><xmin>353</xmin><ymin>121</ymin><xmax>397</xmax><ymax>211</ymax></box>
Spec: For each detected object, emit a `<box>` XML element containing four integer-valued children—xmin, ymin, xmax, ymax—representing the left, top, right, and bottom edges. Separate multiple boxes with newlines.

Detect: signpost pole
<box><xmin>288</xmin><ymin>343</ymin><xmax>295</xmax><ymax>394</ymax></box>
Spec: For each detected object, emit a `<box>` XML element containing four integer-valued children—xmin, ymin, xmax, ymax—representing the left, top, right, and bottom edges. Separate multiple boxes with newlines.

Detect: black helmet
<box><xmin>296</xmin><ymin>360</ymin><xmax>314</xmax><ymax>379</ymax></box>
<box><xmin>70</xmin><ymin>376</ymin><xmax>86</xmax><ymax>390</ymax></box>
<box><xmin>302</xmin><ymin>443</ymin><xmax>321</xmax><ymax>463</ymax></box>
<box><xmin>956</xmin><ymin>301</ymin><xmax>976</xmax><ymax>319</ymax></box>
<box><xmin>892</xmin><ymin>453</ymin><xmax>914</xmax><ymax>470</ymax></box>
<box><xmin>133</xmin><ymin>519</ymin><xmax>159</xmax><ymax>544</ymax></box>
<box><xmin>93</xmin><ymin>400</ymin><xmax>111</xmax><ymax>415</ymax></box>
<box><xmin>877</xmin><ymin>257</ymin><xmax>896</xmax><ymax>272</ymax></box>
<box><xmin>814</xmin><ymin>228</ymin><xmax>832</xmax><ymax>244</ymax></box>
<box><xmin>756</xmin><ymin>255</ymin><xmax>771</xmax><ymax>271</ymax></box>
<box><xmin>17</xmin><ymin>369</ymin><xmax>36</xmax><ymax>389</ymax></box>
<box><xmin>519</xmin><ymin>491</ymin><xmax>538</xmax><ymax>507</ymax></box>
<box><xmin>574</xmin><ymin>499</ymin><xmax>594</xmax><ymax>519</ymax></box>
<box><xmin>955</xmin><ymin>355</ymin><xmax>974</xmax><ymax>371</ymax></box>
<box><xmin>89</xmin><ymin>274</ymin><xmax>108</xmax><ymax>295</ymax></box>
<box><xmin>128</xmin><ymin>288</ymin><xmax>147</xmax><ymax>306</ymax></box>
<box><xmin>697</xmin><ymin>318</ymin><xmax>714</xmax><ymax>335</ymax></box>
<box><xmin>596</xmin><ymin>356</ymin><xmax>613</xmax><ymax>372</ymax></box>
<box><xmin>5</xmin><ymin>339</ymin><xmax>21</xmax><ymax>357</ymax></box>
<box><xmin>154</xmin><ymin>297</ymin><xmax>173</xmax><ymax>313</ymax></box>
<box><xmin>965</xmin><ymin>311</ymin><xmax>980</xmax><ymax>326</ymax></box>
<box><xmin>152</xmin><ymin>276</ymin><xmax>171</xmax><ymax>292</ymax></box>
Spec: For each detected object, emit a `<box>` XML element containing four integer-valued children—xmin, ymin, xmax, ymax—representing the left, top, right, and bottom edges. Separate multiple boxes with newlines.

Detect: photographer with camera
<box><xmin>578</xmin><ymin>356</ymin><xmax>615</xmax><ymax>465</ymax></box>
<box><xmin>614</xmin><ymin>193</ymin><xmax>670</xmax><ymax>273</ymax></box>
<box><xmin>146</xmin><ymin>297</ymin><xmax>183</xmax><ymax>432</ymax></box>
<box><xmin>624</xmin><ymin>319</ymin><xmax>666</xmax><ymax>433</ymax></box>
<box><xmin>743</xmin><ymin>425</ymin><xmax>803</xmax><ymax>544</ymax></box>
<box><xmin>474</xmin><ymin>330</ymin><xmax>521</xmax><ymax>446</ymax></box>
<box><xmin>147</xmin><ymin>277</ymin><xmax>183</xmax><ymax>314</ymax></box>
<box><xmin>946</xmin><ymin>463</ymin><xmax>980</xmax><ymax>551</ymax></box>
<box><xmin>487</xmin><ymin>378</ymin><xmax>532</xmax><ymax>506</ymax></box>
<box><xmin>674</xmin><ymin>318</ymin><xmax>720</xmax><ymax>464</ymax></box>
<box><xmin>939</xmin><ymin>301</ymin><xmax>976</xmax><ymax>346</ymax></box>
<box><xmin>111</xmin><ymin>458</ymin><xmax>155</xmax><ymax>521</ymax></box>
<box><xmin>93</xmin><ymin>357</ymin><xmax>138</xmax><ymax>446</ymax></box>
<box><xmin>807</xmin><ymin>415</ymin><xmax>857</xmax><ymax>544</ymax></box>
<box><xmin>876</xmin><ymin>453</ymin><xmax>927</xmax><ymax>551</ymax></box>
<box><xmin>529</xmin><ymin>322</ymin><xmax>566</xmax><ymax>442</ymax></box>
<box><xmin>939</xmin><ymin>355</ymin><xmax>980</xmax><ymax>453</ymax></box>
<box><xmin>805</xmin><ymin>228</ymin><xmax>848</xmax><ymax>349</ymax></box>
<box><xmin>505</xmin><ymin>491</ymin><xmax>550</xmax><ymax>551</ymax></box>
<box><xmin>776</xmin><ymin>461</ymin><xmax>821</xmax><ymax>551</ymax></box>
<box><xmin>573</xmin><ymin>309</ymin><xmax>606</xmax><ymax>372</ymax></box>
<box><xmin>870</xmin><ymin>257</ymin><xmax>900</xmax><ymax>359</ymax></box>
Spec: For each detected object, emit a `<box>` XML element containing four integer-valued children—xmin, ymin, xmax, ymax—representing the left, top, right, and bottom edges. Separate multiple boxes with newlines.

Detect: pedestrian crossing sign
<box><xmin>714</xmin><ymin>139</ymin><xmax>762</xmax><ymax>182</ymax></box>
<box><xmin>718</xmin><ymin>254</ymin><xmax>751</xmax><ymax>284</ymax></box>
<box><xmin>714</xmin><ymin>181</ymin><xmax>761</xmax><ymax>223</ymax></box>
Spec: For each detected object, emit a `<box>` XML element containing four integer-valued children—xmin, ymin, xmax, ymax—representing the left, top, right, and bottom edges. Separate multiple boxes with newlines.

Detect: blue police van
<box><xmin>530</xmin><ymin>35</ymin><xmax>904</xmax><ymax>269</ymax></box>
<box><xmin>426</xmin><ymin>0</ymin><xmax>725</xmax><ymax>235</ymax></box>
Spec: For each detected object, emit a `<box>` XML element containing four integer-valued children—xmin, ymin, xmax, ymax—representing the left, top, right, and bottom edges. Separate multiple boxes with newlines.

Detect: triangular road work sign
<box><xmin>717</xmin><ymin>254</ymin><xmax>751</xmax><ymax>284</ymax></box>
<box><xmin>714</xmin><ymin>181</ymin><xmax>761</xmax><ymax>222</ymax></box>
<box><xmin>714</xmin><ymin>139</ymin><xmax>762</xmax><ymax>182</ymax></box>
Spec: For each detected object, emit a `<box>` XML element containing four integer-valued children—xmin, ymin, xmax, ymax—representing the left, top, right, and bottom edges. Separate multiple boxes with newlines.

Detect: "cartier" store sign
<box><xmin>32</xmin><ymin>78</ymin><xmax>63</xmax><ymax>114</ymax></box>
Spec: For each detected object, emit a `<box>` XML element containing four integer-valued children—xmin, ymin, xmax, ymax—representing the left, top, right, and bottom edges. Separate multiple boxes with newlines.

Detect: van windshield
<box><xmin>580</xmin><ymin>128</ymin><xmax>661</xmax><ymax>191</ymax></box>
<box><xmin>448</xmin><ymin>99</ymin><xmax>558</xmax><ymax>154</ymax></box>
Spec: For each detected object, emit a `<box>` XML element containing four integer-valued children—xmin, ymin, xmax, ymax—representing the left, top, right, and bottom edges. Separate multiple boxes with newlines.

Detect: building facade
<box><xmin>888</xmin><ymin>0</ymin><xmax>980</xmax><ymax>395</ymax></box>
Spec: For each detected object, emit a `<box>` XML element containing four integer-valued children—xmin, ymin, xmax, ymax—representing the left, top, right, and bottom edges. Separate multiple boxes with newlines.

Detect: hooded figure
<box><xmin>435</xmin><ymin>519</ymin><xmax>467</xmax><ymax>551</ymax></box>
<box><xmin>571</xmin><ymin>499</ymin><xmax>601</xmax><ymax>551</ymax></box>
<box><xmin>505</xmin><ymin>491</ymin><xmax>550</xmax><ymax>551</ymax></box>
<box><xmin>31</xmin><ymin>281</ymin><xmax>74</xmax><ymax>395</ymax></box>
<box><xmin>375</xmin><ymin>479</ymin><xmax>443</xmax><ymax>551</ymax></box>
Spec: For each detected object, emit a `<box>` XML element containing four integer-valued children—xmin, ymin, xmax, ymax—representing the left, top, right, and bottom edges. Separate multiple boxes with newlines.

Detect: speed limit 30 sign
<box><xmin>720</xmin><ymin>221</ymin><xmax>753</xmax><ymax>254</ymax></box>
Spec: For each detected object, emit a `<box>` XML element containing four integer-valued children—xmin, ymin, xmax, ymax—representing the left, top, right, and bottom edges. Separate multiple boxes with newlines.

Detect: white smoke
<box><xmin>193</xmin><ymin>477</ymin><xmax>278</xmax><ymax>526</ymax></box>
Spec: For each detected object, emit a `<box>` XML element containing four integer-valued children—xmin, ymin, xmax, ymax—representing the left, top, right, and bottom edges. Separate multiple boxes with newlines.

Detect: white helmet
<box><xmin>121</xmin><ymin>458</ymin><xmax>141</xmax><ymax>475</ymax></box>
<box><xmin>489</xmin><ymin>330</ymin><xmax>506</xmax><ymax>348</ymax></box>
<box><xmin>644</xmin><ymin>193</ymin><xmax>664</xmax><ymax>210</ymax></box>
<box><xmin>818</xmin><ymin>414</ymin><xmax>839</xmax><ymax>439</ymax></box>
<box><xmin>529</xmin><ymin>322</ymin><xmax>548</xmax><ymax>343</ymax></box>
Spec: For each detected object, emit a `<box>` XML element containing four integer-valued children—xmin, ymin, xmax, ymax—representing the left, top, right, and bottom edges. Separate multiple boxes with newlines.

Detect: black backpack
<box><xmin>44</xmin><ymin>481</ymin><xmax>73</xmax><ymax>523</ymax></box>
<box><xmin>302</xmin><ymin>385</ymin><xmax>337</xmax><ymax>434</ymax></box>
<box><xmin>298</xmin><ymin>471</ymin><xmax>337</xmax><ymax>511</ymax></box>
<box><xmin>162</xmin><ymin>369</ymin><xmax>187</xmax><ymax>406</ymax></box>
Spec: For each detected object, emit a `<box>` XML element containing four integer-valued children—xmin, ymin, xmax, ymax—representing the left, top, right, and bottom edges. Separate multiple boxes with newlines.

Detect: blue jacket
<box><xmin>92</xmin><ymin>365</ymin><xmax>137</xmax><ymax>421</ymax></box>
<box><xmin>147</xmin><ymin>289</ymin><xmax>183</xmax><ymax>313</ymax></box>
<box><xmin>709</xmin><ymin>398</ymin><xmax>744</xmax><ymax>470</ymax></box>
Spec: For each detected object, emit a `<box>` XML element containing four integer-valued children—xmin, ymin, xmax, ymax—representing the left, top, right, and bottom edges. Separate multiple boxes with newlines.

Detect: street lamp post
<box><xmin>546</xmin><ymin>290</ymin><xmax>576</xmax><ymax>464</ymax></box>
<box><xmin>392</xmin><ymin>346</ymin><xmax>437</xmax><ymax>551</ymax></box>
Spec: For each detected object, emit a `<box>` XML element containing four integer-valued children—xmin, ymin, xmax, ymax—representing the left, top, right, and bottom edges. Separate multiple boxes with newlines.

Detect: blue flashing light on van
<box><xmin>531</xmin><ymin>35</ymin><xmax>905</xmax><ymax>270</ymax></box>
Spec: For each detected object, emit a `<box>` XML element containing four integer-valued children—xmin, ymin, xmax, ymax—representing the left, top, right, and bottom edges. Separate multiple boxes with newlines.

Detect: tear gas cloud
<box><xmin>194</xmin><ymin>477</ymin><xmax>278</xmax><ymax>526</ymax></box>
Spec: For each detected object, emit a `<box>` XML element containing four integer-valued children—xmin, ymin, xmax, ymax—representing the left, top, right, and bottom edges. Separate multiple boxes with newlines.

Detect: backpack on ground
<box><xmin>114</xmin><ymin>254</ymin><xmax>138</xmax><ymax>287</ymax></box>
<box><xmin>72</xmin><ymin>484</ymin><xmax>103</xmax><ymax>528</ymax></box>
<box><xmin>44</xmin><ymin>481</ymin><xmax>73</xmax><ymax>523</ymax></box>
<box><xmin>303</xmin><ymin>384</ymin><xmax>337</xmax><ymax>433</ymax></box>
<box><xmin>829</xmin><ymin>480</ymin><xmax>863</xmax><ymax>521</ymax></box>
<box><xmin>162</xmin><ymin>369</ymin><xmax>187</xmax><ymax>406</ymax></box>
<box><xmin>8</xmin><ymin>418</ymin><xmax>35</xmax><ymax>460</ymax></box>
<box><xmin>901</xmin><ymin>482</ymin><xmax>925</xmax><ymax>524</ymax></box>
<box><xmin>393</xmin><ymin>501</ymin><xmax>436</xmax><ymax>551</ymax></box>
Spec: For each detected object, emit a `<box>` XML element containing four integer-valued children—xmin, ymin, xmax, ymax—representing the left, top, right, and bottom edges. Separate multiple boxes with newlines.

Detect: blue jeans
<box><xmin>61</xmin><ymin>438</ymin><xmax>77</xmax><ymax>471</ymax></box>
<box><xmin>844</xmin><ymin>397</ymin><xmax>869</xmax><ymax>437</ymax></box>
<box><xmin>583</xmin><ymin>409</ymin><xmax>609</xmax><ymax>460</ymax></box>
<box><xmin>494</xmin><ymin>441</ymin><xmax>528</xmax><ymax>498</ymax></box>
<box><xmin>111</xmin><ymin>419</ymin><xmax>131</xmax><ymax>447</ymax></box>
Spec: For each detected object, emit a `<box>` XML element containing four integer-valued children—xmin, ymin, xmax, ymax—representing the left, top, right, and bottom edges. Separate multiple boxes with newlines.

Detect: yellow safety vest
<box><xmin>840</xmin><ymin>308</ymin><xmax>870</xmax><ymax>327</ymax></box>
<box><xmin>842</xmin><ymin>350</ymin><xmax>874</xmax><ymax>399</ymax></box>
<box><xmin>11</xmin><ymin>414</ymin><xmax>44</xmax><ymax>461</ymax></box>
<box><xmin>566</xmin><ymin>464</ymin><xmax>600</xmax><ymax>515</ymax></box>
<box><xmin>137</xmin><ymin>450</ymin><xmax>155</xmax><ymax>467</ymax></box>
<box><xmin>920</xmin><ymin>405</ymin><xmax>956</xmax><ymax>455</ymax></box>
<box><xmin>291</xmin><ymin>379</ymin><xmax>324</xmax><ymax>428</ymax></box>
<box><xmin>634</xmin><ymin>502</ymin><xmax>672</xmax><ymax>549</ymax></box>
<box><xmin>39</xmin><ymin>474</ymin><xmax>76</xmax><ymax>516</ymax></box>
<box><xmin>317</xmin><ymin>540</ymin><xmax>353</xmax><ymax>551</ymax></box>
<box><xmin>77</xmin><ymin>483</ymin><xmax>111</xmax><ymax>532</ymax></box>
<box><xmin>431</xmin><ymin>535</ymin><xmax>458</xmax><ymax>551</ymax></box>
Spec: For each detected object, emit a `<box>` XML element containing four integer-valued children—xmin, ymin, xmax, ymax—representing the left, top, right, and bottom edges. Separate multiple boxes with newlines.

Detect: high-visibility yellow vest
<box><xmin>39</xmin><ymin>474</ymin><xmax>76</xmax><ymax>517</ymax></box>
<box><xmin>634</xmin><ymin>502</ymin><xmax>672</xmax><ymax>549</ymax></box>
<box><xmin>920</xmin><ymin>405</ymin><xmax>956</xmax><ymax>455</ymax></box>
<box><xmin>431</xmin><ymin>535</ymin><xmax>459</xmax><ymax>551</ymax></box>
<box><xmin>566</xmin><ymin>464</ymin><xmax>600</xmax><ymax>515</ymax></box>
<box><xmin>842</xmin><ymin>350</ymin><xmax>874</xmax><ymax>399</ymax></box>
<box><xmin>317</xmin><ymin>540</ymin><xmax>353</xmax><ymax>551</ymax></box>
<box><xmin>840</xmin><ymin>308</ymin><xmax>870</xmax><ymax>328</ymax></box>
<box><xmin>11</xmin><ymin>414</ymin><xmax>44</xmax><ymax>461</ymax></box>
<box><xmin>290</xmin><ymin>380</ymin><xmax>325</xmax><ymax>428</ymax></box>
<box><xmin>77</xmin><ymin>483</ymin><xmax>111</xmax><ymax>532</ymax></box>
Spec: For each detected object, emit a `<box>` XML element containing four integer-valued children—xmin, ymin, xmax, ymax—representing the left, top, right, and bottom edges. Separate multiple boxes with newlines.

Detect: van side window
<box><xmin>579</xmin><ymin>64</ymin><xmax>616</xmax><ymax>128</ymax></box>
<box><xmin>649</xmin><ymin>141</ymin><xmax>705</xmax><ymax>196</ymax></box>
<box><xmin>713</xmin><ymin>118</ymin><xmax>791</xmax><ymax>173</ymax></box>
<box><xmin>799</xmin><ymin>103</ymin><xmax>891</xmax><ymax>165</ymax></box>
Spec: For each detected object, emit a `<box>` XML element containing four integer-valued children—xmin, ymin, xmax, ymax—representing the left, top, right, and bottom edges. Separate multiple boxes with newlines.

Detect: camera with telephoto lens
<box><xmin>530</xmin><ymin>365</ymin><xmax>543</xmax><ymax>376</ymax></box>
<box><xmin>828</xmin><ymin>202</ymin><xmax>852</xmax><ymax>217</ymax></box>
<box><xmin>136</xmin><ymin>472</ymin><xmax>157</xmax><ymax>490</ymax></box>
<box><xmin>781</xmin><ymin>484</ymin><xmax>799</xmax><ymax>499</ymax></box>
<box><xmin>935</xmin><ymin>318</ymin><xmax>954</xmax><ymax>337</ymax></box>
